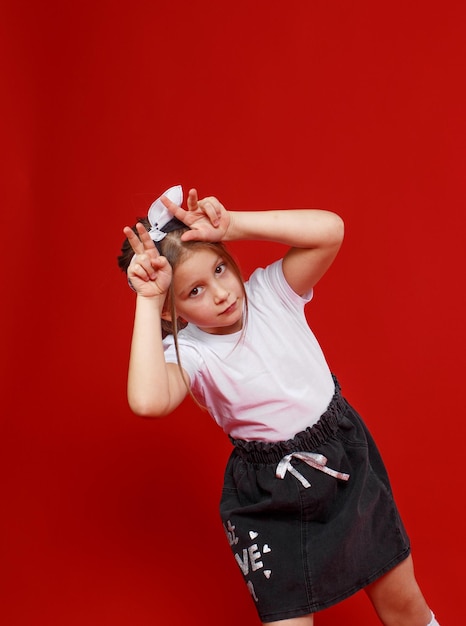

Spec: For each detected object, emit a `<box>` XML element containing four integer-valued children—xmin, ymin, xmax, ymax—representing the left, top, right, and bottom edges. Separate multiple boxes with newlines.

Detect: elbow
<box><xmin>128</xmin><ymin>397</ymin><xmax>171</xmax><ymax>419</ymax></box>
<box><xmin>331</xmin><ymin>213</ymin><xmax>345</xmax><ymax>247</ymax></box>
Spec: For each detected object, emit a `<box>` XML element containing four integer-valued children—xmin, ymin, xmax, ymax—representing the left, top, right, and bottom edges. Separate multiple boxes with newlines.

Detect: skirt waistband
<box><xmin>230</xmin><ymin>376</ymin><xmax>347</xmax><ymax>464</ymax></box>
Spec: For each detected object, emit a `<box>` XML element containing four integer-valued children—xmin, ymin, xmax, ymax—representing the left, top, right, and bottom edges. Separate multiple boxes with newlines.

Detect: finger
<box><xmin>160</xmin><ymin>194</ymin><xmax>180</xmax><ymax>216</ymax></box>
<box><xmin>123</xmin><ymin>223</ymin><xmax>157</xmax><ymax>256</ymax></box>
<box><xmin>159</xmin><ymin>195</ymin><xmax>189</xmax><ymax>225</ymax></box>
<box><xmin>180</xmin><ymin>229</ymin><xmax>203</xmax><ymax>242</ymax></box>
<box><xmin>150</xmin><ymin>255</ymin><xmax>169</xmax><ymax>271</ymax></box>
<box><xmin>135</xmin><ymin>222</ymin><xmax>159</xmax><ymax>253</ymax></box>
<box><xmin>129</xmin><ymin>253</ymin><xmax>156</xmax><ymax>280</ymax></box>
<box><xmin>123</xmin><ymin>226</ymin><xmax>145</xmax><ymax>255</ymax></box>
<box><xmin>187</xmin><ymin>188</ymin><xmax>199</xmax><ymax>211</ymax></box>
<box><xmin>129</xmin><ymin>261</ymin><xmax>152</xmax><ymax>282</ymax></box>
<box><xmin>198</xmin><ymin>199</ymin><xmax>221</xmax><ymax>226</ymax></box>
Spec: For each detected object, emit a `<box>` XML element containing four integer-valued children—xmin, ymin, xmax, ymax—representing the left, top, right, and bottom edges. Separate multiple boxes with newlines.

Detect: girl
<box><xmin>118</xmin><ymin>185</ymin><xmax>439</xmax><ymax>626</ymax></box>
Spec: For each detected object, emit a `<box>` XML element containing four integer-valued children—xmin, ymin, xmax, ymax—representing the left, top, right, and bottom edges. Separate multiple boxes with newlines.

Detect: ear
<box><xmin>161</xmin><ymin>310</ymin><xmax>172</xmax><ymax>322</ymax></box>
<box><xmin>161</xmin><ymin>310</ymin><xmax>187</xmax><ymax>325</ymax></box>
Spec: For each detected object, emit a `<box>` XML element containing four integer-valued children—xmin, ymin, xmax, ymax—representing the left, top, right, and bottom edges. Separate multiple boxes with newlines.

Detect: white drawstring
<box><xmin>276</xmin><ymin>451</ymin><xmax>350</xmax><ymax>489</ymax></box>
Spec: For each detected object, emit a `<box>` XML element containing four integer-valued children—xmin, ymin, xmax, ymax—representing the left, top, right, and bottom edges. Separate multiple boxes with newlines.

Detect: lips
<box><xmin>220</xmin><ymin>300</ymin><xmax>237</xmax><ymax>316</ymax></box>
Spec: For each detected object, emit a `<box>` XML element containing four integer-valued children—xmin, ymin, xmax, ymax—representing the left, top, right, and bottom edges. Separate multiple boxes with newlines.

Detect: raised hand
<box><xmin>161</xmin><ymin>188</ymin><xmax>230</xmax><ymax>242</ymax></box>
<box><xmin>123</xmin><ymin>222</ymin><xmax>172</xmax><ymax>298</ymax></box>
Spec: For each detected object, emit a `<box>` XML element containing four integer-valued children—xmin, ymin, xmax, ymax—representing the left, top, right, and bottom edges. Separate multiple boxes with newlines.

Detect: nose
<box><xmin>213</xmin><ymin>284</ymin><xmax>229</xmax><ymax>304</ymax></box>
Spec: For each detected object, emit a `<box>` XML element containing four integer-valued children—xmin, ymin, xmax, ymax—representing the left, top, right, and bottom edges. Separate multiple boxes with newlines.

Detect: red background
<box><xmin>1</xmin><ymin>1</ymin><xmax>464</xmax><ymax>624</ymax></box>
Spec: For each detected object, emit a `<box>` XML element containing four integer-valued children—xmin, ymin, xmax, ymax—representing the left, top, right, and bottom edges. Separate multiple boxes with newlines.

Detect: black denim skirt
<box><xmin>220</xmin><ymin>379</ymin><xmax>410</xmax><ymax>622</ymax></box>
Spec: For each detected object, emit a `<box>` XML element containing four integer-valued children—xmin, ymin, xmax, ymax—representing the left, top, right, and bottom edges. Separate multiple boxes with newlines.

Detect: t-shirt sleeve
<box><xmin>162</xmin><ymin>335</ymin><xmax>202</xmax><ymax>381</ymax></box>
<box><xmin>248</xmin><ymin>259</ymin><xmax>314</xmax><ymax>311</ymax></box>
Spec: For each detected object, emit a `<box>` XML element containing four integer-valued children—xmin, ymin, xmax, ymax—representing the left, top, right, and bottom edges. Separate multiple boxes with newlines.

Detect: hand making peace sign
<box><xmin>123</xmin><ymin>222</ymin><xmax>172</xmax><ymax>298</ymax></box>
<box><xmin>161</xmin><ymin>188</ymin><xmax>230</xmax><ymax>242</ymax></box>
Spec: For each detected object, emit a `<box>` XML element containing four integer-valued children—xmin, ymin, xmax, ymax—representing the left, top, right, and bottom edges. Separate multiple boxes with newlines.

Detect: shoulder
<box><xmin>163</xmin><ymin>329</ymin><xmax>204</xmax><ymax>378</ymax></box>
<box><xmin>247</xmin><ymin>259</ymin><xmax>314</xmax><ymax>306</ymax></box>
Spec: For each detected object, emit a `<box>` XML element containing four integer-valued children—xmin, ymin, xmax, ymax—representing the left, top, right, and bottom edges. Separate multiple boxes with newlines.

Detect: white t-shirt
<box><xmin>163</xmin><ymin>259</ymin><xmax>335</xmax><ymax>442</ymax></box>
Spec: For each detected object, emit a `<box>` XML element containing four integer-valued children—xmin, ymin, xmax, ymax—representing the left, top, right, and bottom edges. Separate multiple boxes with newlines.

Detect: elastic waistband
<box><xmin>231</xmin><ymin>376</ymin><xmax>347</xmax><ymax>464</ymax></box>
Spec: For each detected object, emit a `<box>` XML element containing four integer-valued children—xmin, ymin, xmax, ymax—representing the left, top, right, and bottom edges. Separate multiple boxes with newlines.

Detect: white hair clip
<box><xmin>147</xmin><ymin>184</ymin><xmax>184</xmax><ymax>242</ymax></box>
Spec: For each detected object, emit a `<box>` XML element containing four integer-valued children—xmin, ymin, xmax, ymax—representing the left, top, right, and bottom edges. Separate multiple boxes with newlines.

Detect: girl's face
<box><xmin>170</xmin><ymin>248</ymin><xmax>244</xmax><ymax>335</ymax></box>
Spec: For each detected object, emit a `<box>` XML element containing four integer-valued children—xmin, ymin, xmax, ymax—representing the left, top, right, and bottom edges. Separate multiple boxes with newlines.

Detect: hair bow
<box><xmin>147</xmin><ymin>184</ymin><xmax>184</xmax><ymax>242</ymax></box>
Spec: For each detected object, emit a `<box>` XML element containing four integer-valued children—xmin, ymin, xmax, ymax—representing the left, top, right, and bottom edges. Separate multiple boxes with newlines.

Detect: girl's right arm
<box><xmin>124</xmin><ymin>223</ymin><xmax>188</xmax><ymax>417</ymax></box>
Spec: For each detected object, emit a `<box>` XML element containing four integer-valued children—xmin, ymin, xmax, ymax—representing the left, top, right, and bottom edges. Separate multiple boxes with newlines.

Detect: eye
<box><xmin>215</xmin><ymin>262</ymin><xmax>226</xmax><ymax>275</ymax></box>
<box><xmin>189</xmin><ymin>285</ymin><xmax>204</xmax><ymax>298</ymax></box>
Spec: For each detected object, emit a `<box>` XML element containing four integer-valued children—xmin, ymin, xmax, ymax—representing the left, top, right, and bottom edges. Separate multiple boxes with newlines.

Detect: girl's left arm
<box><xmin>163</xmin><ymin>190</ymin><xmax>344</xmax><ymax>296</ymax></box>
<box><xmin>224</xmin><ymin>209</ymin><xmax>344</xmax><ymax>296</ymax></box>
